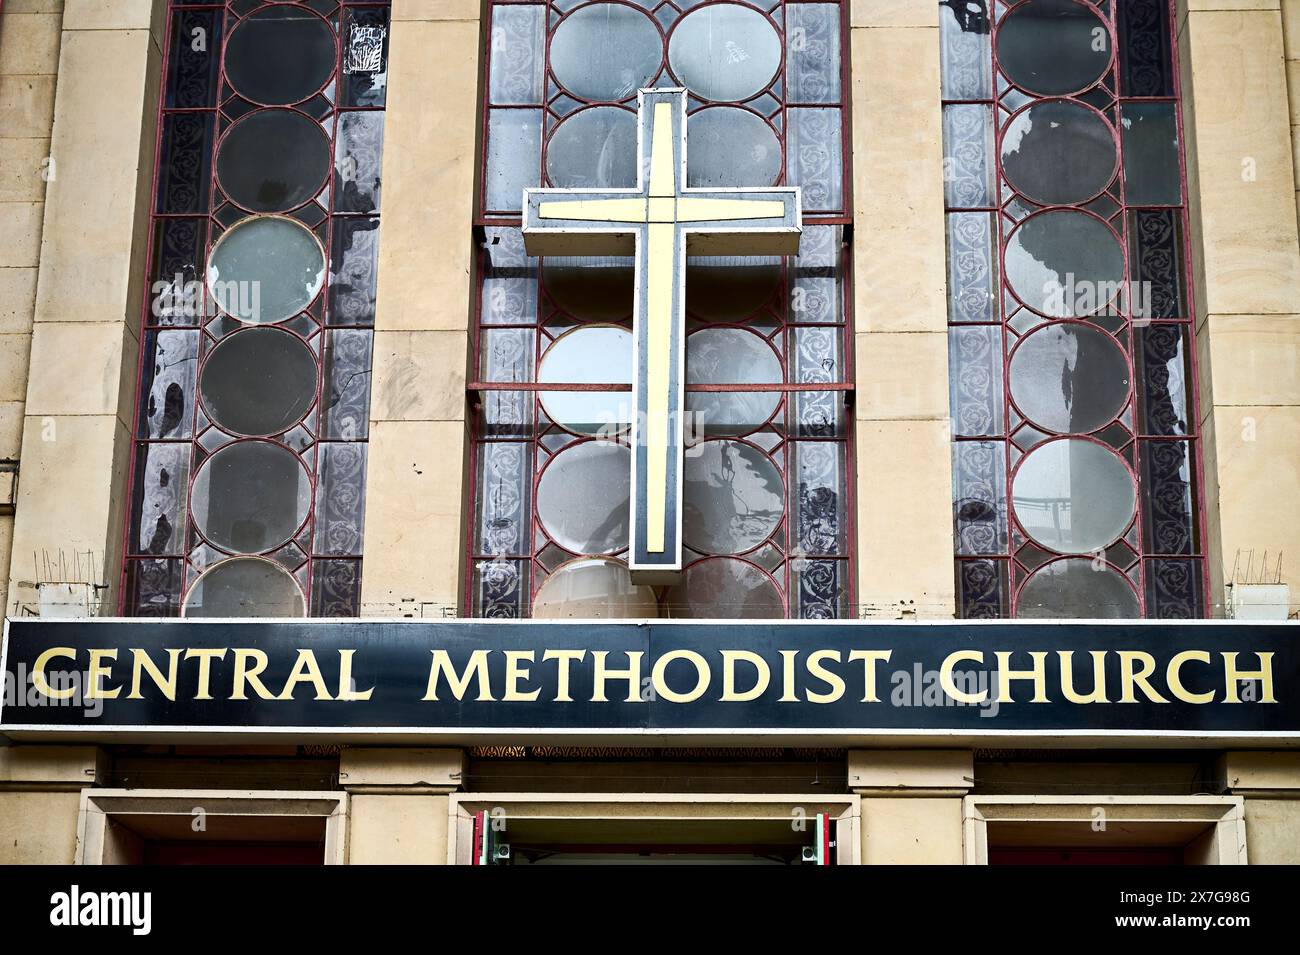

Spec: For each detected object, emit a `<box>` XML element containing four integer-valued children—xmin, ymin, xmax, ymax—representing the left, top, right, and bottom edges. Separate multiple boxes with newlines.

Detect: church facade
<box><xmin>0</xmin><ymin>0</ymin><xmax>1298</xmax><ymax>865</ymax></box>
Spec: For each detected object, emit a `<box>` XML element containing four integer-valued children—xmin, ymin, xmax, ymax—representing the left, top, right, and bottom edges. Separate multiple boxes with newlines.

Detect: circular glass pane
<box><xmin>537</xmin><ymin>440</ymin><xmax>631</xmax><ymax>553</ymax></box>
<box><xmin>191</xmin><ymin>440</ymin><xmax>312</xmax><ymax>553</ymax></box>
<box><xmin>200</xmin><ymin>327</ymin><xmax>318</xmax><ymax>437</ymax></box>
<box><xmin>668</xmin><ymin>3</ymin><xmax>782</xmax><ymax>102</ymax></box>
<box><xmin>686</xmin><ymin>328</ymin><xmax>781</xmax><ymax>435</ymax></box>
<box><xmin>685</xmin><ymin>257</ymin><xmax>781</xmax><ymax>320</ymax></box>
<box><xmin>225</xmin><ymin>4</ymin><xmax>336</xmax><ymax>106</ymax></box>
<box><xmin>543</xmin><ymin>259</ymin><xmax>634</xmax><ymax>320</ymax></box>
<box><xmin>1009</xmin><ymin>322</ymin><xmax>1129</xmax><ymax>433</ymax></box>
<box><xmin>1004</xmin><ymin>210</ymin><xmax>1124</xmax><ymax>318</ymax></box>
<box><xmin>539</xmin><ymin>326</ymin><xmax>633</xmax><ymax>434</ymax></box>
<box><xmin>683</xmin><ymin>440</ymin><xmax>784</xmax><ymax>554</ymax></box>
<box><xmin>547</xmin><ymin>107</ymin><xmax>638</xmax><ymax>188</ymax></box>
<box><xmin>1012</xmin><ymin>438</ymin><xmax>1136</xmax><ymax>553</ymax></box>
<box><xmin>996</xmin><ymin>0</ymin><xmax>1111</xmax><ymax>96</ymax></box>
<box><xmin>665</xmin><ymin>557</ymin><xmax>783</xmax><ymax>618</ymax></box>
<box><xmin>533</xmin><ymin>557</ymin><xmax>659</xmax><ymax>619</ymax></box>
<box><xmin>207</xmin><ymin>216</ymin><xmax>326</xmax><ymax>324</ymax></box>
<box><xmin>686</xmin><ymin>107</ymin><xmax>781</xmax><ymax>188</ymax></box>
<box><xmin>550</xmin><ymin>4</ymin><xmax>662</xmax><ymax>101</ymax></box>
<box><xmin>1000</xmin><ymin>100</ymin><xmax>1117</xmax><ymax>204</ymax></box>
<box><xmin>216</xmin><ymin>109</ymin><xmax>331</xmax><ymax>212</ymax></box>
<box><xmin>1017</xmin><ymin>557</ymin><xmax>1140</xmax><ymax>618</ymax></box>
<box><xmin>184</xmin><ymin>557</ymin><xmax>306</xmax><ymax>618</ymax></box>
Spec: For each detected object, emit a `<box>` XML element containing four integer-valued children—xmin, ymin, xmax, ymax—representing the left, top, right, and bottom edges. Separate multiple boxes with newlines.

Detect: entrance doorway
<box><xmin>964</xmin><ymin>796</ymin><xmax>1247</xmax><ymax>865</ymax></box>
<box><xmin>451</xmin><ymin>794</ymin><xmax>858</xmax><ymax>865</ymax></box>
<box><xmin>75</xmin><ymin>790</ymin><xmax>348</xmax><ymax>864</ymax></box>
<box><xmin>106</xmin><ymin>813</ymin><xmax>327</xmax><ymax>865</ymax></box>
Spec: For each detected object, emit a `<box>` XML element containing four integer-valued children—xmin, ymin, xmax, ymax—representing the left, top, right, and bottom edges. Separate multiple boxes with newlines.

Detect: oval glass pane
<box><xmin>550</xmin><ymin>4</ymin><xmax>662</xmax><ymax>101</ymax></box>
<box><xmin>1009</xmin><ymin>322</ymin><xmax>1129</xmax><ymax>433</ymax></box>
<box><xmin>200</xmin><ymin>327</ymin><xmax>318</xmax><ymax>437</ymax></box>
<box><xmin>683</xmin><ymin>440</ymin><xmax>784</xmax><ymax>554</ymax></box>
<box><xmin>207</xmin><ymin>216</ymin><xmax>326</xmax><ymax>324</ymax></box>
<box><xmin>668</xmin><ymin>3</ymin><xmax>782</xmax><ymax>102</ymax></box>
<box><xmin>543</xmin><ymin>259</ymin><xmax>634</xmax><ymax>320</ymax></box>
<box><xmin>686</xmin><ymin>107</ymin><xmax>781</xmax><ymax>188</ymax></box>
<box><xmin>539</xmin><ymin>326</ymin><xmax>633</xmax><ymax>434</ymax></box>
<box><xmin>184</xmin><ymin>557</ymin><xmax>306</xmax><ymax>618</ymax></box>
<box><xmin>1004</xmin><ymin>210</ymin><xmax>1124</xmax><ymax>318</ymax></box>
<box><xmin>537</xmin><ymin>440</ymin><xmax>630</xmax><ymax>553</ymax></box>
<box><xmin>686</xmin><ymin>328</ymin><xmax>781</xmax><ymax>435</ymax></box>
<box><xmin>1017</xmin><ymin>557</ymin><xmax>1140</xmax><ymax>618</ymax></box>
<box><xmin>191</xmin><ymin>440</ymin><xmax>312</xmax><ymax>553</ymax></box>
<box><xmin>1000</xmin><ymin>100</ymin><xmax>1117</xmax><ymax>204</ymax></box>
<box><xmin>547</xmin><ymin>107</ymin><xmax>638</xmax><ymax>188</ymax></box>
<box><xmin>996</xmin><ymin>0</ymin><xmax>1111</xmax><ymax>96</ymax></box>
<box><xmin>1012</xmin><ymin>438</ymin><xmax>1136</xmax><ymax>553</ymax></box>
<box><xmin>225</xmin><ymin>4</ymin><xmax>336</xmax><ymax>106</ymax></box>
<box><xmin>216</xmin><ymin>109</ymin><xmax>331</xmax><ymax>212</ymax></box>
<box><xmin>664</xmin><ymin>557</ymin><xmax>783</xmax><ymax>618</ymax></box>
<box><xmin>533</xmin><ymin>557</ymin><xmax>659</xmax><ymax>619</ymax></box>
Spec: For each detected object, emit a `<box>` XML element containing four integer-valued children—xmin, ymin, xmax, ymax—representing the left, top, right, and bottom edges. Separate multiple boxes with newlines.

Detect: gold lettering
<box><xmin>591</xmin><ymin>651</ymin><xmax>644</xmax><ymax>703</ymax></box>
<box><xmin>127</xmin><ymin>648</ymin><xmax>181</xmax><ymax>701</ymax></box>
<box><xmin>423</xmin><ymin>649</ymin><xmax>495</xmax><ymax>702</ymax></box>
<box><xmin>805</xmin><ymin>650</ymin><xmax>844</xmax><ymax>704</ymax></box>
<box><xmin>31</xmin><ymin>647</ymin><xmax>76</xmax><ymax>700</ymax></box>
<box><xmin>86</xmin><ymin>648</ymin><xmax>121</xmax><ymax>700</ymax></box>
<box><xmin>336</xmin><ymin>649</ymin><xmax>374</xmax><ymax>701</ymax></box>
<box><xmin>940</xmin><ymin>650</ymin><xmax>987</xmax><ymax>704</ymax></box>
<box><xmin>231</xmin><ymin>649</ymin><xmax>275</xmax><ymax>701</ymax></box>
<box><xmin>1165</xmin><ymin>650</ymin><xmax>1214</xmax><ymax>704</ymax></box>
<box><xmin>779</xmin><ymin>650</ymin><xmax>799</xmax><ymax>702</ymax></box>
<box><xmin>502</xmin><ymin>650</ymin><xmax>540</xmax><ymax>702</ymax></box>
<box><xmin>1118</xmin><ymin>651</ymin><xmax>1168</xmax><ymax>703</ymax></box>
<box><xmin>1058</xmin><ymin>650</ymin><xmax>1109</xmax><ymax>704</ymax></box>
<box><xmin>721</xmin><ymin>650</ymin><xmax>770</xmax><ymax>702</ymax></box>
<box><xmin>277</xmin><ymin>649</ymin><xmax>333</xmax><ymax>701</ymax></box>
<box><xmin>995</xmin><ymin>650</ymin><xmax>1050</xmax><ymax>703</ymax></box>
<box><xmin>847</xmin><ymin>650</ymin><xmax>893</xmax><ymax>703</ymax></box>
<box><xmin>652</xmin><ymin>650</ymin><xmax>710</xmax><ymax>704</ymax></box>
<box><xmin>184</xmin><ymin>648</ymin><xmax>227</xmax><ymax>701</ymax></box>
<box><xmin>542</xmin><ymin>649</ymin><xmax>586</xmax><ymax>702</ymax></box>
<box><xmin>1222</xmin><ymin>652</ymin><xmax>1277</xmax><ymax>704</ymax></box>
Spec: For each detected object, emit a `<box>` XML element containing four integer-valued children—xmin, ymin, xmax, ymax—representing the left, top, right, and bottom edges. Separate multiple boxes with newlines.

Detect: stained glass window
<box><xmin>472</xmin><ymin>1</ymin><xmax>853</xmax><ymax>619</ymax></box>
<box><xmin>940</xmin><ymin>0</ymin><xmax>1206</xmax><ymax>618</ymax></box>
<box><xmin>122</xmin><ymin>0</ymin><xmax>392</xmax><ymax>617</ymax></box>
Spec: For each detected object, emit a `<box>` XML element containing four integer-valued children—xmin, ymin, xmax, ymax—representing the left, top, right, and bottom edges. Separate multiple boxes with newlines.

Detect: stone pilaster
<box><xmin>850</xmin><ymin>0</ymin><xmax>955</xmax><ymax>619</ymax></box>
<box><xmin>358</xmin><ymin>0</ymin><xmax>482</xmax><ymax>616</ymax></box>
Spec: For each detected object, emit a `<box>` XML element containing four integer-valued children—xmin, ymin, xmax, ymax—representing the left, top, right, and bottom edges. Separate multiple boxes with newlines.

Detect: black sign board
<box><xmin>2</xmin><ymin>618</ymin><xmax>1297</xmax><ymax>744</ymax></box>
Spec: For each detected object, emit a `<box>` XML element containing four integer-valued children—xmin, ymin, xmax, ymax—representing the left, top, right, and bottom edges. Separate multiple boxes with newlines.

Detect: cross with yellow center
<box><xmin>523</xmin><ymin>88</ymin><xmax>802</xmax><ymax>584</ymax></box>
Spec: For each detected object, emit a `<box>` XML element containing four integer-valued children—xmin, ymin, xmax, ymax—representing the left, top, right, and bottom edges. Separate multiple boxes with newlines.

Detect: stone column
<box><xmin>340</xmin><ymin>747</ymin><xmax>465</xmax><ymax>864</ymax></box>
<box><xmin>4</xmin><ymin>1</ymin><xmax>164</xmax><ymax>614</ymax></box>
<box><xmin>0</xmin><ymin>1</ymin><xmax>63</xmax><ymax>614</ymax></box>
<box><xmin>849</xmin><ymin>748</ymin><xmax>972</xmax><ymax>863</ymax></box>
<box><xmin>358</xmin><ymin>0</ymin><xmax>482</xmax><ymax>617</ymax></box>
<box><xmin>1181</xmin><ymin>0</ymin><xmax>1300</xmax><ymax>615</ymax></box>
<box><xmin>0</xmin><ymin>745</ymin><xmax>104</xmax><ymax>863</ymax></box>
<box><xmin>1217</xmin><ymin>751</ymin><xmax>1300</xmax><ymax>863</ymax></box>
<box><xmin>850</xmin><ymin>0</ymin><xmax>956</xmax><ymax>619</ymax></box>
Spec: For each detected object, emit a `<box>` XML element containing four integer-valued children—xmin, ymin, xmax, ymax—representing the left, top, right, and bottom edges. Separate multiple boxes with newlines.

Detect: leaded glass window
<box><xmin>122</xmin><ymin>0</ymin><xmax>391</xmax><ymax>617</ymax></box>
<box><xmin>472</xmin><ymin>0</ymin><xmax>853</xmax><ymax>619</ymax></box>
<box><xmin>940</xmin><ymin>0</ymin><xmax>1206</xmax><ymax>618</ymax></box>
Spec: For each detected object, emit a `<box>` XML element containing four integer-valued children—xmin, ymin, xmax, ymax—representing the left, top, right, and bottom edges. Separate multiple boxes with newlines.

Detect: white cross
<box><xmin>523</xmin><ymin>88</ymin><xmax>801</xmax><ymax>583</ymax></box>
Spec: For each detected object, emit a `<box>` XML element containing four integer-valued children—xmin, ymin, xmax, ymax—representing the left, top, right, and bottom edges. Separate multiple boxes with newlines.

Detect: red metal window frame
<box><xmin>119</xmin><ymin>0</ymin><xmax>391</xmax><ymax>617</ymax></box>
<box><xmin>944</xmin><ymin>0</ymin><xmax>1209</xmax><ymax>618</ymax></box>
<box><xmin>467</xmin><ymin>0</ymin><xmax>857</xmax><ymax>619</ymax></box>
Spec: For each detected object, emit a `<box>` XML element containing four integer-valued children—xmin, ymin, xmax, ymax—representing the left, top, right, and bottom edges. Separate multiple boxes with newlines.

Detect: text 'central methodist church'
<box><xmin>0</xmin><ymin>0</ymin><xmax>1298</xmax><ymax>865</ymax></box>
